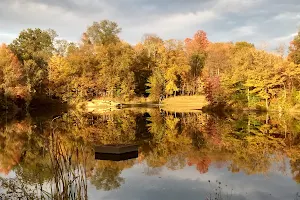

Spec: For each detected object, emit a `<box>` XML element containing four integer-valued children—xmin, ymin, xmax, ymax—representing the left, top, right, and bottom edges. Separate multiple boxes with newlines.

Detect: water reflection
<box><xmin>0</xmin><ymin>109</ymin><xmax>300</xmax><ymax>199</ymax></box>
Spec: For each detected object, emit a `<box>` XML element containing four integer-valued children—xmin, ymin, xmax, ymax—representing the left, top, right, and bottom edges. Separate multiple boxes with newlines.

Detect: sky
<box><xmin>2</xmin><ymin>160</ymin><xmax>298</xmax><ymax>200</ymax></box>
<box><xmin>0</xmin><ymin>0</ymin><xmax>299</xmax><ymax>50</ymax></box>
<box><xmin>90</xmin><ymin>162</ymin><xmax>299</xmax><ymax>200</ymax></box>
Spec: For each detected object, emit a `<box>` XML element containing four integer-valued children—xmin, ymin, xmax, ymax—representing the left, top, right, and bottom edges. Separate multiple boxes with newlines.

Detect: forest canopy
<box><xmin>0</xmin><ymin>20</ymin><xmax>300</xmax><ymax>111</ymax></box>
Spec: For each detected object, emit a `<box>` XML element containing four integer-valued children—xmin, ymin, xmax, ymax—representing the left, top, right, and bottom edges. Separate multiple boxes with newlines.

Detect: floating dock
<box><xmin>94</xmin><ymin>144</ymin><xmax>139</xmax><ymax>161</ymax></box>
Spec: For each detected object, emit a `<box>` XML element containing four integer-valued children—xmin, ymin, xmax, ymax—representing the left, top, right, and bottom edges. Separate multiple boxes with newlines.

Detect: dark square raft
<box><xmin>94</xmin><ymin>144</ymin><xmax>139</xmax><ymax>161</ymax></box>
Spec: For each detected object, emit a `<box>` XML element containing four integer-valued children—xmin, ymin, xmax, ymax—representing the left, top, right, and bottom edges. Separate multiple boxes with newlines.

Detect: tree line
<box><xmin>1</xmin><ymin>20</ymin><xmax>300</xmax><ymax>111</ymax></box>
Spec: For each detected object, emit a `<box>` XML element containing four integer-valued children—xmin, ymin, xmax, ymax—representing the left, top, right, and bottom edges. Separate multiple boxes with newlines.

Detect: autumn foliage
<box><xmin>185</xmin><ymin>30</ymin><xmax>209</xmax><ymax>55</ymax></box>
<box><xmin>0</xmin><ymin>20</ymin><xmax>299</xmax><ymax>112</ymax></box>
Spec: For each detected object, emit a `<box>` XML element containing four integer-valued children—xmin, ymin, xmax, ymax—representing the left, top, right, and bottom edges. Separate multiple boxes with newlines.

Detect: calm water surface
<box><xmin>0</xmin><ymin>108</ymin><xmax>300</xmax><ymax>199</ymax></box>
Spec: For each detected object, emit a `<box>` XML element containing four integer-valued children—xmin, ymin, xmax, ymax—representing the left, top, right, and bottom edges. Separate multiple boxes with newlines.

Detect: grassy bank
<box><xmin>76</xmin><ymin>95</ymin><xmax>209</xmax><ymax>114</ymax></box>
<box><xmin>161</xmin><ymin>95</ymin><xmax>208</xmax><ymax>113</ymax></box>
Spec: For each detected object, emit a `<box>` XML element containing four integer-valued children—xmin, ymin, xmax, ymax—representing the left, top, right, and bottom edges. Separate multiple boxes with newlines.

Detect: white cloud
<box><xmin>232</xmin><ymin>25</ymin><xmax>256</xmax><ymax>36</ymax></box>
<box><xmin>273</xmin><ymin>12</ymin><xmax>300</xmax><ymax>20</ymax></box>
<box><xmin>213</xmin><ymin>0</ymin><xmax>263</xmax><ymax>13</ymax></box>
<box><xmin>273</xmin><ymin>32</ymin><xmax>297</xmax><ymax>42</ymax></box>
<box><xmin>0</xmin><ymin>33</ymin><xmax>17</xmax><ymax>44</ymax></box>
<box><xmin>132</xmin><ymin>10</ymin><xmax>216</xmax><ymax>33</ymax></box>
<box><xmin>0</xmin><ymin>0</ymin><xmax>299</xmax><ymax>48</ymax></box>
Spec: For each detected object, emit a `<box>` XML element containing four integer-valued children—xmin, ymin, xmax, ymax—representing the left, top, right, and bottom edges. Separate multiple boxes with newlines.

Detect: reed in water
<box><xmin>0</xmin><ymin>130</ymin><xmax>89</xmax><ymax>200</ymax></box>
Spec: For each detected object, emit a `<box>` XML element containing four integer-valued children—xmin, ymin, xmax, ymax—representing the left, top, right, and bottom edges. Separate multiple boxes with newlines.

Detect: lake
<box><xmin>0</xmin><ymin>108</ymin><xmax>300</xmax><ymax>200</ymax></box>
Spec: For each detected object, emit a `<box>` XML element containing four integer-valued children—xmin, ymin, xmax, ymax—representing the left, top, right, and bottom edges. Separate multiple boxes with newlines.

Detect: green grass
<box><xmin>162</xmin><ymin>95</ymin><xmax>208</xmax><ymax>112</ymax></box>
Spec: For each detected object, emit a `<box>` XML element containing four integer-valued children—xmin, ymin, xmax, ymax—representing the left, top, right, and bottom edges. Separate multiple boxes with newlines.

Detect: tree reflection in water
<box><xmin>0</xmin><ymin>109</ymin><xmax>300</xmax><ymax>198</ymax></box>
<box><xmin>0</xmin><ymin>125</ymin><xmax>89</xmax><ymax>199</ymax></box>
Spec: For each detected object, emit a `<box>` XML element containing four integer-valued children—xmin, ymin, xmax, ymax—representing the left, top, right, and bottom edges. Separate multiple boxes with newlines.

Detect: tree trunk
<box><xmin>266</xmin><ymin>112</ymin><xmax>269</xmax><ymax>125</ymax></box>
<box><xmin>265</xmin><ymin>88</ymin><xmax>269</xmax><ymax>111</ymax></box>
<box><xmin>247</xmin><ymin>87</ymin><xmax>250</xmax><ymax>108</ymax></box>
<box><xmin>265</xmin><ymin>98</ymin><xmax>268</xmax><ymax>111</ymax></box>
<box><xmin>247</xmin><ymin>115</ymin><xmax>250</xmax><ymax>134</ymax></box>
<box><xmin>283</xmin><ymin>83</ymin><xmax>286</xmax><ymax>102</ymax></box>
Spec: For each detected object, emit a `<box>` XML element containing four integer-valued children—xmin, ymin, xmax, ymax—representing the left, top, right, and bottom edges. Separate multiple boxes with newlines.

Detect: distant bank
<box><xmin>78</xmin><ymin>95</ymin><xmax>208</xmax><ymax>114</ymax></box>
